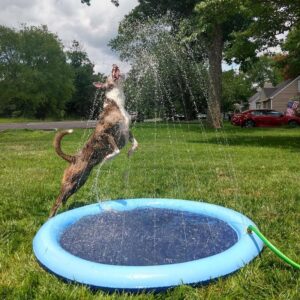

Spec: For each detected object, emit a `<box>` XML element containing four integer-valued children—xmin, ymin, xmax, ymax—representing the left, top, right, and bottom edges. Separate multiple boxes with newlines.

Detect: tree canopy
<box><xmin>276</xmin><ymin>25</ymin><xmax>300</xmax><ymax>79</ymax></box>
<box><xmin>0</xmin><ymin>25</ymin><xmax>74</xmax><ymax>118</ymax></box>
<box><xmin>113</xmin><ymin>19</ymin><xmax>208</xmax><ymax>120</ymax></box>
<box><xmin>65</xmin><ymin>41</ymin><xmax>104</xmax><ymax>119</ymax></box>
<box><xmin>0</xmin><ymin>25</ymin><xmax>104</xmax><ymax>119</ymax></box>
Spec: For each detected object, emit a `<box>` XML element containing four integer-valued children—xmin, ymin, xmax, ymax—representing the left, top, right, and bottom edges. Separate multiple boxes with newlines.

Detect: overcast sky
<box><xmin>0</xmin><ymin>0</ymin><xmax>138</xmax><ymax>75</ymax></box>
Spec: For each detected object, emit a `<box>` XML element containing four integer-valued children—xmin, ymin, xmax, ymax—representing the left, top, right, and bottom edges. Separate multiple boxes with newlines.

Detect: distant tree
<box><xmin>66</xmin><ymin>40</ymin><xmax>105</xmax><ymax>118</ymax></box>
<box><xmin>0</xmin><ymin>26</ymin><xmax>20</xmax><ymax>117</ymax></box>
<box><xmin>81</xmin><ymin>0</ymin><xmax>119</xmax><ymax>7</ymax></box>
<box><xmin>245</xmin><ymin>55</ymin><xmax>283</xmax><ymax>88</ymax></box>
<box><xmin>0</xmin><ymin>25</ymin><xmax>74</xmax><ymax>119</ymax></box>
<box><xmin>222</xmin><ymin>70</ymin><xmax>253</xmax><ymax>113</ymax></box>
<box><xmin>274</xmin><ymin>26</ymin><xmax>300</xmax><ymax>79</ymax></box>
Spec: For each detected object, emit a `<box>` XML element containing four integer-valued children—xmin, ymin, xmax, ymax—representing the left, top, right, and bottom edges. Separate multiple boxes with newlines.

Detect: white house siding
<box><xmin>249</xmin><ymin>101</ymin><xmax>256</xmax><ymax>109</ymax></box>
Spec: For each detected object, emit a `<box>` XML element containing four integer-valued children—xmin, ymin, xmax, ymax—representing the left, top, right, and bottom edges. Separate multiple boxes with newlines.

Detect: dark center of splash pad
<box><xmin>60</xmin><ymin>208</ymin><xmax>238</xmax><ymax>266</ymax></box>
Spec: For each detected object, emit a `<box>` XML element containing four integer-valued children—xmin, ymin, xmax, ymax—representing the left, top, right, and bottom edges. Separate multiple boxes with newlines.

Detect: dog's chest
<box><xmin>105</xmin><ymin>86</ymin><xmax>130</xmax><ymax>127</ymax></box>
<box><xmin>102</xmin><ymin>106</ymin><xmax>130</xmax><ymax>148</ymax></box>
<box><xmin>120</xmin><ymin>107</ymin><xmax>131</xmax><ymax>128</ymax></box>
<box><xmin>117</xmin><ymin>109</ymin><xmax>131</xmax><ymax>144</ymax></box>
<box><xmin>106</xmin><ymin>88</ymin><xmax>125</xmax><ymax>107</ymax></box>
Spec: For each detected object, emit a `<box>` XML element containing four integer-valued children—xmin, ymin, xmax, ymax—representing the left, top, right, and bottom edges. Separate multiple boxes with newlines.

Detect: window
<box><xmin>266</xmin><ymin>111</ymin><xmax>282</xmax><ymax>117</ymax></box>
<box><xmin>251</xmin><ymin>111</ymin><xmax>264</xmax><ymax>116</ymax></box>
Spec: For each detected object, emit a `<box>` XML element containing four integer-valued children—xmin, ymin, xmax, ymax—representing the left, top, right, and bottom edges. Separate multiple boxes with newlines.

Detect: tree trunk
<box><xmin>207</xmin><ymin>24</ymin><xmax>223</xmax><ymax>128</ymax></box>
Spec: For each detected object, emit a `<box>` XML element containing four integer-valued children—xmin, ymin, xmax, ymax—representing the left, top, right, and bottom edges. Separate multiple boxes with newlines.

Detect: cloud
<box><xmin>0</xmin><ymin>0</ymin><xmax>138</xmax><ymax>74</ymax></box>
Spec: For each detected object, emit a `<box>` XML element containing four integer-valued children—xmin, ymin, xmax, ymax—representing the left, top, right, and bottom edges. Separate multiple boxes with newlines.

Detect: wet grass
<box><xmin>0</xmin><ymin>122</ymin><xmax>299</xmax><ymax>299</ymax></box>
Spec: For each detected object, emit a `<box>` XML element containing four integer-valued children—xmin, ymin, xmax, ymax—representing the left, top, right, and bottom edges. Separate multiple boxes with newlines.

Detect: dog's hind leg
<box><xmin>49</xmin><ymin>192</ymin><xmax>70</xmax><ymax>218</ymax></box>
<box><xmin>49</xmin><ymin>171</ymin><xmax>88</xmax><ymax>218</ymax></box>
<box><xmin>49</xmin><ymin>181</ymin><xmax>80</xmax><ymax>218</ymax></box>
<box><xmin>49</xmin><ymin>195</ymin><xmax>64</xmax><ymax>218</ymax></box>
<box><xmin>50</xmin><ymin>162</ymin><xmax>105</xmax><ymax>218</ymax></box>
<box><xmin>127</xmin><ymin>130</ymin><xmax>138</xmax><ymax>157</ymax></box>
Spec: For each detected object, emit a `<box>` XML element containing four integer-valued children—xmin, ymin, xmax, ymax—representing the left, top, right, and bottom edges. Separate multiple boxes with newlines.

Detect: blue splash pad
<box><xmin>60</xmin><ymin>208</ymin><xmax>238</xmax><ymax>266</ymax></box>
<box><xmin>33</xmin><ymin>199</ymin><xmax>263</xmax><ymax>292</ymax></box>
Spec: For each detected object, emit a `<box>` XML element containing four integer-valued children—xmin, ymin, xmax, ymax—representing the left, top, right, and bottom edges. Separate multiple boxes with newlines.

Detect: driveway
<box><xmin>0</xmin><ymin>120</ymin><xmax>97</xmax><ymax>131</ymax></box>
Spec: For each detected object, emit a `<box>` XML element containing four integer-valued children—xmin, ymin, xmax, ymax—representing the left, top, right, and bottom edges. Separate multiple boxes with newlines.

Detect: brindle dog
<box><xmin>49</xmin><ymin>65</ymin><xmax>138</xmax><ymax>217</ymax></box>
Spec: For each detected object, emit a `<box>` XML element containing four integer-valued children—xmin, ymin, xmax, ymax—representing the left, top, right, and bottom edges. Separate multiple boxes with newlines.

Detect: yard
<box><xmin>0</xmin><ymin>122</ymin><xmax>299</xmax><ymax>299</ymax></box>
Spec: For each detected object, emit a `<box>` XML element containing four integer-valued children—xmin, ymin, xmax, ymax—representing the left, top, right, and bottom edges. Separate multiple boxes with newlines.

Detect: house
<box><xmin>248</xmin><ymin>75</ymin><xmax>300</xmax><ymax>112</ymax></box>
<box><xmin>248</xmin><ymin>91</ymin><xmax>260</xmax><ymax>110</ymax></box>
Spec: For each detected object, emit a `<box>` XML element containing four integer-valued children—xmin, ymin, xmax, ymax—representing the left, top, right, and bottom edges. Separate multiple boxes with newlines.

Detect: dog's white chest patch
<box><xmin>106</xmin><ymin>88</ymin><xmax>125</xmax><ymax>107</ymax></box>
<box><xmin>106</xmin><ymin>86</ymin><xmax>130</xmax><ymax>126</ymax></box>
<box><xmin>105</xmin><ymin>84</ymin><xmax>130</xmax><ymax>133</ymax></box>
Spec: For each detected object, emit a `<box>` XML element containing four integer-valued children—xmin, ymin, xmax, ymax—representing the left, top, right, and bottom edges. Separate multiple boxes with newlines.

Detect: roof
<box><xmin>269</xmin><ymin>76</ymin><xmax>299</xmax><ymax>99</ymax></box>
<box><xmin>263</xmin><ymin>87</ymin><xmax>277</xmax><ymax>98</ymax></box>
<box><xmin>248</xmin><ymin>75</ymin><xmax>300</xmax><ymax>103</ymax></box>
<box><xmin>248</xmin><ymin>91</ymin><xmax>260</xmax><ymax>103</ymax></box>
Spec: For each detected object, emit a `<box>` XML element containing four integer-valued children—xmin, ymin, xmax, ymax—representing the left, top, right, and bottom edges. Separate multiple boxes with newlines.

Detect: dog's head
<box><xmin>93</xmin><ymin>64</ymin><xmax>124</xmax><ymax>90</ymax></box>
<box><xmin>110</xmin><ymin>64</ymin><xmax>124</xmax><ymax>88</ymax></box>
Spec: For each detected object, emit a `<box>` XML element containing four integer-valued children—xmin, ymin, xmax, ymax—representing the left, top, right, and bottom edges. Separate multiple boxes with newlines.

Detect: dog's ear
<box><xmin>93</xmin><ymin>82</ymin><xmax>103</xmax><ymax>89</ymax></box>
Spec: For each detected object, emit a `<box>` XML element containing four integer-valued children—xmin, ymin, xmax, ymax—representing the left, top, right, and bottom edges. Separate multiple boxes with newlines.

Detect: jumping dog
<box><xmin>49</xmin><ymin>65</ymin><xmax>138</xmax><ymax>217</ymax></box>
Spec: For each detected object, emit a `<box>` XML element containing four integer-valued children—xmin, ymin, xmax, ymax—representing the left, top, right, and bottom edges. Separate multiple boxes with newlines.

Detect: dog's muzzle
<box><xmin>112</xmin><ymin>64</ymin><xmax>121</xmax><ymax>81</ymax></box>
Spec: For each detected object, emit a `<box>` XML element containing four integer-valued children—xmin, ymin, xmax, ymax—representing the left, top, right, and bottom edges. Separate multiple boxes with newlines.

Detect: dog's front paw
<box><xmin>127</xmin><ymin>149</ymin><xmax>134</xmax><ymax>158</ymax></box>
<box><xmin>104</xmin><ymin>148</ymin><xmax>120</xmax><ymax>161</ymax></box>
<box><xmin>128</xmin><ymin>143</ymin><xmax>138</xmax><ymax>158</ymax></box>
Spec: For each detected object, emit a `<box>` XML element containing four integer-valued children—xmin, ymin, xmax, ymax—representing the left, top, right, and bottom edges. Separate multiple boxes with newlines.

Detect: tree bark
<box><xmin>207</xmin><ymin>24</ymin><xmax>223</xmax><ymax>128</ymax></box>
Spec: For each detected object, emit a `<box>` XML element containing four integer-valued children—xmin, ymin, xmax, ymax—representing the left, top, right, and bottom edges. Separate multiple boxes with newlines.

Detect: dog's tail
<box><xmin>53</xmin><ymin>129</ymin><xmax>75</xmax><ymax>163</ymax></box>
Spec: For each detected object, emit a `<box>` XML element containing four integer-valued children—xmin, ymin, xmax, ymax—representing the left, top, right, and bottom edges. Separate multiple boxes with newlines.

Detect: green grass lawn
<box><xmin>0</xmin><ymin>117</ymin><xmax>39</xmax><ymax>123</ymax></box>
<box><xmin>0</xmin><ymin>117</ymin><xmax>82</xmax><ymax>123</ymax></box>
<box><xmin>0</xmin><ymin>122</ymin><xmax>299</xmax><ymax>299</ymax></box>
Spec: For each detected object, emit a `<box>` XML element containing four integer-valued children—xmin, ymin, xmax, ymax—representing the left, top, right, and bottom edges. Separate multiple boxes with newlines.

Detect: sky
<box><xmin>0</xmin><ymin>0</ymin><xmax>138</xmax><ymax>75</ymax></box>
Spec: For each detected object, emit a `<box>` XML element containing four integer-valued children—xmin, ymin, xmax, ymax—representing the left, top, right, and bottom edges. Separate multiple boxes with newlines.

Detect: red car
<box><xmin>231</xmin><ymin>109</ymin><xmax>300</xmax><ymax>127</ymax></box>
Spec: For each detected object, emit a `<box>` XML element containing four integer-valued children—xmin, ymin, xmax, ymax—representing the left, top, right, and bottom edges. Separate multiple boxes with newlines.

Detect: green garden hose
<box><xmin>247</xmin><ymin>225</ymin><xmax>300</xmax><ymax>270</ymax></box>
